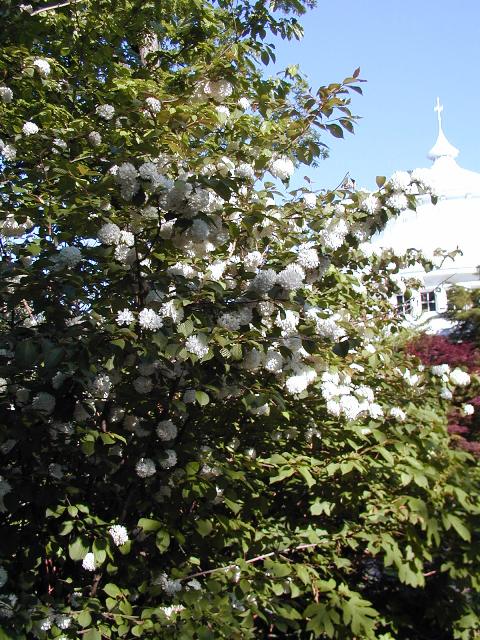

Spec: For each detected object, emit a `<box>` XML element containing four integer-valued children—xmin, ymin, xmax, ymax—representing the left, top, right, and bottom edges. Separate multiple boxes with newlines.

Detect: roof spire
<box><xmin>434</xmin><ymin>96</ymin><xmax>443</xmax><ymax>131</ymax></box>
<box><xmin>428</xmin><ymin>97</ymin><xmax>459</xmax><ymax>161</ymax></box>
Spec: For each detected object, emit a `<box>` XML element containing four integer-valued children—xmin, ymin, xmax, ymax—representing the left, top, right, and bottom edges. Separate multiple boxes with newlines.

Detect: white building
<box><xmin>371</xmin><ymin>99</ymin><xmax>480</xmax><ymax>330</ymax></box>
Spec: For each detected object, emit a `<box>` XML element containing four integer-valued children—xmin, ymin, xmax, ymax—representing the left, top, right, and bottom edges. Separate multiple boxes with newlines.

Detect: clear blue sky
<box><xmin>270</xmin><ymin>0</ymin><xmax>480</xmax><ymax>190</ymax></box>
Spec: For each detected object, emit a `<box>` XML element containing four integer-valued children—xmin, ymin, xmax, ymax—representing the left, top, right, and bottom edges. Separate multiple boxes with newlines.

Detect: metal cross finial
<box><xmin>434</xmin><ymin>97</ymin><xmax>443</xmax><ymax>131</ymax></box>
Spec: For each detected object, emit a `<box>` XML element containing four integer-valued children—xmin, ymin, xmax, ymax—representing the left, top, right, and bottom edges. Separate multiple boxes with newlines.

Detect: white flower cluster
<box><xmin>196</xmin><ymin>79</ymin><xmax>233</xmax><ymax>101</ymax></box>
<box><xmin>116</xmin><ymin>309</ymin><xmax>134</xmax><ymax>325</ymax></box>
<box><xmin>115</xmin><ymin>162</ymin><xmax>140</xmax><ymax>200</ymax></box>
<box><xmin>109</xmin><ymin>524</ymin><xmax>129</xmax><ymax>547</ymax></box>
<box><xmin>306</xmin><ymin>308</ymin><xmax>344</xmax><ymax>341</ymax></box>
<box><xmin>449</xmin><ymin>368</ymin><xmax>471</xmax><ymax>387</ymax></box>
<box><xmin>250</xmin><ymin>268</ymin><xmax>277</xmax><ymax>293</ymax></box>
<box><xmin>156</xmin><ymin>572</ymin><xmax>182</xmax><ymax>596</ymax></box>
<box><xmin>218</xmin><ymin>306</ymin><xmax>253</xmax><ymax>332</ymax></box>
<box><xmin>32</xmin><ymin>58</ymin><xmax>51</xmax><ymax>77</ymax></box>
<box><xmin>0</xmin><ymin>87</ymin><xmax>13</xmax><ymax>103</ymax></box>
<box><xmin>22</xmin><ymin>121</ymin><xmax>39</xmax><ymax>136</ymax></box>
<box><xmin>159</xmin><ymin>449</ymin><xmax>177</xmax><ymax>469</ymax></box>
<box><xmin>159</xmin><ymin>604</ymin><xmax>186</xmax><ymax>619</ymax></box>
<box><xmin>159</xmin><ymin>300</ymin><xmax>185</xmax><ymax>325</ymax></box>
<box><xmin>388</xmin><ymin>170</ymin><xmax>411</xmax><ymax>192</ymax></box>
<box><xmin>321</xmin><ymin>372</ymin><xmax>383</xmax><ymax>422</ymax></box>
<box><xmin>136</xmin><ymin>457</ymin><xmax>156</xmax><ymax>478</ymax></box>
<box><xmin>276</xmin><ymin>264</ymin><xmax>305</xmax><ymax>291</ymax></box>
<box><xmin>90</xmin><ymin>373</ymin><xmax>112</xmax><ymax>400</ymax></box>
<box><xmin>285</xmin><ymin>363</ymin><xmax>317</xmax><ymax>395</ymax></box>
<box><xmin>96</xmin><ymin>104</ymin><xmax>115</xmax><ymax>120</ymax></box>
<box><xmin>319</xmin><ymin>218</ymin><xmax>349</xmax><ymax>251</ymax></box>
<box><xmin>51</xmin><ymin>245</ymin><xmax>82</xmax><ymax>270</ymax></box>
<box><xmin>82</xmin><ymin>552</ymin><xmax>96</xmax><ymax>571</ymax></box>
<box><xmin>360</xmin><ymin>193</ymin><xmax>380</xmax><ymax>215</ymax></box>
<box><xmin>145</xmin><ymin>96</ymin><xmax>161</xmax><ymax>113</ymax></box>
<box><xmin>389</xmin><ymin>407</ymin><xmax>407</xmax><ymax>421</ymax></box>
<box><xmin>269</xmin><ymin>156</ymin><xmax>295</xmax><ymax>181</ymax></box>
<box><xmin>243</xmin><ymin>251</ymin><xmax>264</xmax><ymax>271</ymax></box>
<box><xmin>0</xmin><ymin>214</ymin><xmax>32</xmax><ymax>237</ymax></box>
<box><xmin>133</xmin><ymin>376</ymin><xmax>153</xmax><ymax>394</ymax></box>
<box><xmin>463</xmin><ymin>403</ymin><xmax>475</xmax><ymax>416</ymax></box>
<box><xmin>139</xmin><ymin>308</ymin><xmax>163</xmax><ymax>330</ymax></box>
<box><xmin>157</xmin><ymin>419</ymin><xmax>178</xmax><ymax>441</ymax></box>
<box><xmin>386</xmin><ymin>193</ymin><xmax>408</xmax><ymax>211</ymax></box>
<box><xmin>0</xmin><ymin>140</ymin><xmax>16</xmax><ymax>161</ymax></box>
<box><xmin>88</xmin><ymin>131</ymin><xmax>102</xmax><ymax>146</ymax></box>
<box><xmin>296</xmin><ymin>243</ymin><xmax>320</xmax><ymax>269</ymax></box>
<box><xmin>185</xmin><ymin>334</ymin><xmax>209</xmax><ymax>358</ymax></box>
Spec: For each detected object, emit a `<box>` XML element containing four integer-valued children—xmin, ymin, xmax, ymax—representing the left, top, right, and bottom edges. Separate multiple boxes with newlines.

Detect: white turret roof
<box><xmin>371</xmin><ymin>99</ymin><xmax>480</xmax><ymax>273</ymax></box>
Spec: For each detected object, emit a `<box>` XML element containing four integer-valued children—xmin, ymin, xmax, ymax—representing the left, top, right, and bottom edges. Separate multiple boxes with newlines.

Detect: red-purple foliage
<box><xmin>406</xmin><ymin>334</ymin><xmax>480</xmax><ymax>457</ymax></box>
<box><xmin>406</xmin><ymin>334</ymin><xmax>480</xmax><ymax>371</ymax></box>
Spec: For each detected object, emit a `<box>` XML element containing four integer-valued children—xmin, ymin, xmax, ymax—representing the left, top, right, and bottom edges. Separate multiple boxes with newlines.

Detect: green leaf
<box><xmin>195</xmin><ymin>390</ymin><xmax>210</xmax><ymax>406</ymax></box>
<box><xmin>77</xmin><ymin>610</ymin><xmax>92</xmax><ymax>628</ymax></box>
<box><xmin>196</xmin><ymin>519</ymin><xmax>213</xmax><ymax>537</ymax></box>
<box><xmin>103</xmin><ymin>583</ymin><xmax>121</xmax><ymax>598</ymax></box>
<box><xmin>68</xmin><ymin>536</ymin><xmax>89</xmax><ymax>561</ymax></box>
<box><xmin>137</xmin><ymin>518</ymin><xmax>162</xmax><ymax>532</ymax></box>
<box><xmin>83</xmin><ymin>630</ymin><xmax>101</xmax><ymax>640</ymax></box>
<box><xmin>155</xmin><ymin>529</ymin><xmax>170</xmax><ymax>553</ymax></box>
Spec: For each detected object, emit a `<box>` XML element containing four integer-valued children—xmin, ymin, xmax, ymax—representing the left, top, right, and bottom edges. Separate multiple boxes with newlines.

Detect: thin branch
<box><xmin>30</xmin><ymin>0</ymin><xmax>83</xmax><ymax>16</ymax></box>
<box><xmin>182</xmin><ymin>542</ymin><xmax>319</xmax><ymax>581</ymax></box>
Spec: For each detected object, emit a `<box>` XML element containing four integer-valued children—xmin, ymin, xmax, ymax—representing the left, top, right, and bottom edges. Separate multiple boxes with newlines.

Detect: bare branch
<box><xmin>30</xmin><ymin>0</ymin><xmax>83</xmax><ymax>16</ymax></box>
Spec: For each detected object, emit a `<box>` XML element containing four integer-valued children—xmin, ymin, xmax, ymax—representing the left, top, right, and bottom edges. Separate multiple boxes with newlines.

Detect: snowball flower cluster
<box><xmin>276</xmin><ymin>264</ymin><xmax>305</xmax><ymax>291</ymax></box>
<box><xmin>52</xmin><ymin>245</ymin><xmax>82</xmax><ymax>269</ymax></box>
<box><xmin>96</xmin><ymin>104</ymin><xmax>115</xmax><ymax>120</ymax></box>
<box><xmin>139</xmin><ymin>308</ymin><xmax>163</xmax><ymax>330</ymax></box>
<box><xmin>159</xmin><ymin>449</ymin><xmax>177</xmax><ymax>469</ymax></box>
<box><xmin>389</xmin><ymin>407</ymin><xmax>406</xmax><ymax>421</ymax></box>
<box><xmin>285</xmin><ymin>365</ymin><xmax>317</xmax><ymax>395</ymax></box>
<box><xmin>90</xmin><ymin>373</ymin><xmax>112</xmax><ymax>400</ymax></box>
<box><xmin>22</xmin><ymin>121</ymin><xmax>39</xmax><ymax>136</ymax></box>
<box><xmin>449</xmin><ymin>368</ymin><xmax>471</xmax><ymax>387</ymax></box>
<box><xmin>0</xmin><ymin>87</ymin><xmax>13</xmax><ymax>103</ymax></box>
<box><xmin>238</xmin><ymin>97</ymin><xmax>251</xmax><ymax>110</ymax></box>
<box><xmin>185</xmin><ymin>334</ymin><xmax>209</xmax><ymax>358</ymax></box>
<box><xmin>203</xmin><ymin>79</ymin><xmax>233</xmax><ymax>101</ymax></box>
<box><xmin>109</xmin><ymin>524</ymin><xmax>129</xmax><ymax>547</ymax></box>
<box><xmin>269</xmin><ymin>156</ymin><xmax>295</xmax><ymax>181</ymax></box>
<box><xmin>136</xmin><ymin>458</ymin><xmax>156</xmax><ymax>478</ymax></box>
<box><xmin>116</xmin><ymin>309</ymin><xmax>134</xmax><ymax>325</ymax></box>
<box><xmin>32</xmin><ymin>58</ymin><xmax>51</xmax><ymax>77</ymax></box>
<box><xmin>360</xmin><ymin>193</ymin><xmax>380</xmax><ymax>215</ymax></box>
<box><xmin>389</xmin><ymin>170</ymin><xmax>411</xmax><ymax>192</ymax></box>
<box><xmin>297</xmin><ymin>244</ymin><xmax>320</xmax><ymax>269</ymax></box>
<box><xmin>244</xmin><ymin>251</ymin><xmax>264</xmax><ymax>271</ymax></box>
<box><xmin>82</xmin><ymin>553</ymin><xmax>96</xmax><ymax>571</ymax></box>
<box><xmin>145</xmin><ymin>96</ymin><xmax>161</xmax><ymax>113</ymax></box>
<box><xmin>386</xmin><ymin>193</ymin><xmax>408</xmax><ymax>211</ymax></box>
<box><xmin>133</xmin><ymin>376</ymin><xmax>153</xmax><ymax>394</ymax></box>
<box><xmin>157</xmin><ymin>419</ymin><xmax>178</xmax><ymax>441</ymax></box>
<box><xmin>0</xmin><ymin>142</ymin><xmax>16</xmax><ymax>161</ymax></box>
<box><xmin>88</xmin><ymin>131</ymin><xmax>102</xmax><ymax>146</ymax></box>
<box><xmin>156</xmin><ymin>573</ymin><xmax>182</xmax><ymax>596</ymax></box>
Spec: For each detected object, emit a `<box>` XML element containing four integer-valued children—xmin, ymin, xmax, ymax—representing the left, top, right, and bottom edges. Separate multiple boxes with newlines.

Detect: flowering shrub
<box><xmin>1</xmin><ymin>1</ymin><xmax>480</xmax><ymax>639</ymax></box>
<box><xmin>407</xmin><ymin>334</ymin><xmax>480</xmax><ymax>456</ymax></box>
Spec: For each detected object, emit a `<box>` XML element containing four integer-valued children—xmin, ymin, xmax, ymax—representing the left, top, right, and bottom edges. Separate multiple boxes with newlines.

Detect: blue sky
<box><xmin>271</xmin><ymin>0</ymin><xmax>480</xmax><ymax>190</ymax></box>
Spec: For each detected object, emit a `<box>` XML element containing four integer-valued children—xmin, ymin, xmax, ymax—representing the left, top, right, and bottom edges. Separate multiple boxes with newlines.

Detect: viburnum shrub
<box><xmin>1</xmin><ymin>1</ymin><xmax>480</xmax><ymax>639</ymax></box>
